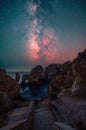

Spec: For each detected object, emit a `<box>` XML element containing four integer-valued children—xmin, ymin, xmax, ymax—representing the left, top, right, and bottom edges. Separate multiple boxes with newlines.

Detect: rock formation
<box><xmin>48</xmin><ymin>48</ymin><xmax>86</xmax><ymax>98</ymax></box>
<box><xmin>71</xmin><ymin>49</ymin><xmax>86</xmax><ymax>97</ymax></box>
<box><xmin>45</xmin><ymin>64</ymin><xmax>61</xmax><ymax>81</ymax></box>
<box><xmin>29</xmin><ymin>65</ymin><xmax>45</xmax><ymax>85</ymax></box>
<box><xmin>0</xmin><ymin>69</ymin><xmax>20</xmax><ymax>99</ymax></box>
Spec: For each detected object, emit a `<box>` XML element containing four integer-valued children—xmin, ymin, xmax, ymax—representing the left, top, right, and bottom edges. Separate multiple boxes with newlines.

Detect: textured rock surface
<box><xmin>29</xmin><ymin>65</ymin><xmax>45</xmax><ymax>85</ymax></box>
<box><xmin>34</xmin><ymin>108</ymin><xmax>59</xmax><ymax>130</ymax></box>
<box><xmin>45</xmin><ymin>64</ymin><xmax>61</xmax><ymax>81</ymax></box>
<box><xmin>49</xmin><ymin>77</ymin><xmax>62</xmax><ymax>98</ymax></box>
<box><xmin>48</xmin><ymin>49</ymin><xmax>86</xmax><ymax>98</ymax></box>
<box><xmin>0</xmin><ymin>70</ymin><xmax>20</xmax><ymax>99</ymax></box>
<box><xmin>71</xmin><ymin>49</ymin><xmax>86</xmax><ymax>97</ymax></box>
<box><xmin>73</xmin><ymin>48</ymin><xmax>86</xmax><ymax>78</ymax></box>
<box><xmin>50</xmin><ymin>95</ymin><xmax>86</xmax><ymax>129</ymax></box>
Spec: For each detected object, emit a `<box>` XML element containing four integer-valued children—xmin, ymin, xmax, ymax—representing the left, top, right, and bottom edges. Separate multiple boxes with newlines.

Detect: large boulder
<box><xmin>48</xmin><ymin>61</ymin><xmax>74</xmax><ymax>98</ymax></box>
<box><xmin>49</xmin><ymin>77</ymin><xmax>61</xmax><ymax>99</ymax></box>
<box><xmin>29</xmin><ymin>65</ymin><xmax>45</xmax><ymax>85</ymax></box>
<box><xmin>0</xmin><ymin>71</ymin><xmax>20</xmax><ymax>99</ymax></box>
<box><xmin>45</xmin><ymin>64</ymin><xmax>61</xmax><ymax>81</ymax></box>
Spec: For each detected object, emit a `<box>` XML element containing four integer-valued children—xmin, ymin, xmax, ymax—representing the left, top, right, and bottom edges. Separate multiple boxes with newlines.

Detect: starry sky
<box><xmin>0</xmin><ymin>0</ymin><xmax>86</xmax><ymax>72</ymax></box>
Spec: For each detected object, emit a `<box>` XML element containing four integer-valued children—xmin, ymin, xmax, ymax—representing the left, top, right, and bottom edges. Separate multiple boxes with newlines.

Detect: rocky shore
<box><xmin>0</xmin><ymin>48</ymin><xmax>86</xmax><ymax>129</ymax></box>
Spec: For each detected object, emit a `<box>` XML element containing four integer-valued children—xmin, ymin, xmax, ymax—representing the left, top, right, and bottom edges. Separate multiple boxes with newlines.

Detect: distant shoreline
<box><xmin>7</xmin><ymin>71</ymin><xmax>30</xmax><ymax>73</ymax></box>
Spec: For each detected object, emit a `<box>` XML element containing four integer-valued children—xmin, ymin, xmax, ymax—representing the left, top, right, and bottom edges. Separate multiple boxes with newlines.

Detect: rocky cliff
<box><xmin>49</xmin><ymin>48</ymin><xmax>86</xmax><ymax>98</ymax></box>
<box><xmin>29</xmin><ymin>65</ymin><xmax>45</xmax><ymax>86</ymax></box>
<box><xmin>0</xmin><ymin>69</ymin><xmax>20</xmax><ymax>99</ymax></box>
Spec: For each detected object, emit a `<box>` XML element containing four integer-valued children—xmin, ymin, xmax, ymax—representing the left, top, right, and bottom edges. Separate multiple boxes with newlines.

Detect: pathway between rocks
<box><xmin>33</xmin><ymin>107</ymin><xmax>59</xmax><ymax>130</ymax></box>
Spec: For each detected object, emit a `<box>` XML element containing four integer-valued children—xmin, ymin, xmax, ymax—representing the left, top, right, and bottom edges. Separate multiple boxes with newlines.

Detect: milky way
<box><xmin>26</xmin><ymin>0</ymin><xmax>61</xmax><ymax>65</ymax></box>
<box><xmin>0</xmin><ymin>0</ymin><xmax>86</xmax><ymax>71</ymax></box>
<box><xmin>26</xmin><ymin>0</ymin><xmax>86</xmax><ymax>66</ymax></box>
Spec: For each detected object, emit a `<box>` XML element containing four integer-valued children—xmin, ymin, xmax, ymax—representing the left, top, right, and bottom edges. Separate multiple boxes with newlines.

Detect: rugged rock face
<box><xmin>70</xmin><ymin>49</ymin><xmax>86</xmax><ymax>97</ymax></box>
<box><xmin>48</xmin><ymin>49</ymin><xmax>86</xmax><ymax>98</ymax></box>
<box><xmin>71</xmin><ymin>77</ymin><xmax>86</xmax><ymax>97</ymax></box>
<box><xmin>60</xmin><ymin>61</ymin><xmax>75</xmax><ymax>88</ymax></box>
<box><xmin>50</xmin><ymin>95</ymin><xmax>86</xmax><ymax>129</ymax></box>
<box><xmin>0</xmin><ymin>70</ymin><xmax>20</xmax><ymax>99</ymax></box>
<box><xmin>45</xmin><ymin>64</ymin><xmax>61</xmax><ymax>81</ymax></box>
<box><xmin>48</xmin><ymin>62</ymin><xmax>73</xmax><ymax>98</ymax></box>
<box><xmin>29</xmin><ymin>65</ymin><xmax>45</xmax><ymax>85</ymax></box>
<box><xmin>49</xmin><ymin>77</ymin><xmax>61</xmax><ymax>99</ymax></box>
<box><xmin>73</xmin><ymin>48</ymin><xmax>86</xmax><ymax>78</ymax></box>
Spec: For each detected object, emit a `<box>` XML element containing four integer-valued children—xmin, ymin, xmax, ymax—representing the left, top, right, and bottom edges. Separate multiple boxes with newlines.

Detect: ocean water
<box><xmin>8</xmin><ymin>72</ymin><xmax>48</xmax><ymax>100</ymax></box>
<box><xmin>19</xmin><ymin>83</ymin><xmax>48</xmax><ymax>100</ymax></box>
<box><xmin>8</xmin><ymin>72</ymin><xmax>29</xmax><ymax>84</ymax></box>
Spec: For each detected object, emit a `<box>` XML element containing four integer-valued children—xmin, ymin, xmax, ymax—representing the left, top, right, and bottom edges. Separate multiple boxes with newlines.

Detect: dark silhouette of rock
<box><xmin>29</xmin><ymin>65</ymin><xmax>45</xmax><ymax>85</ymax></box>
<box><xmin>0</xmin><ymin>70</ymin><xmax>20</xmax><ymax>99</ymax></box>
<box><xmin>45</xmin><ymin>64</ymin><xmax>61</xmax><ymax>81</ymax></box>
<box><xmin>49</xmin><ymin>77</ymin><xmax>61</xmax><ymax>99</ymax></box>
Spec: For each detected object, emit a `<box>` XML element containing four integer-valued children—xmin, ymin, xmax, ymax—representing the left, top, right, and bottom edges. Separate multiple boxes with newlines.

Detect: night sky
<box><xmin>0</xmin><ymin>0</ymin><xmax>86</xmax><ymax>72</ymax></box>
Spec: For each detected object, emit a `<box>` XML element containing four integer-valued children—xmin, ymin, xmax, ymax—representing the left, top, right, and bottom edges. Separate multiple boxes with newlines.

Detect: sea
<box><xmin>8</xmin><ymin>72</ymin><xmax>48</xmax><ymax>100</ymax></box>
